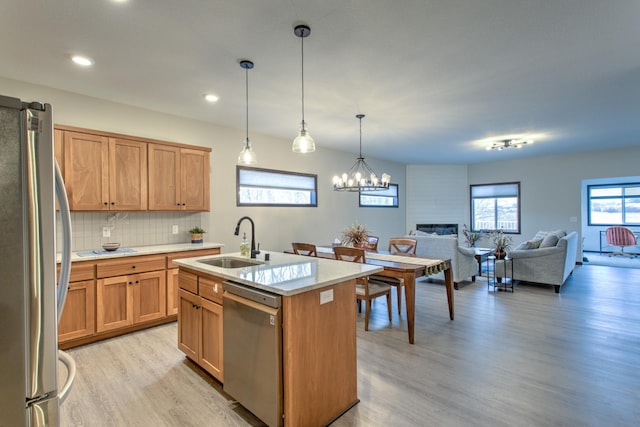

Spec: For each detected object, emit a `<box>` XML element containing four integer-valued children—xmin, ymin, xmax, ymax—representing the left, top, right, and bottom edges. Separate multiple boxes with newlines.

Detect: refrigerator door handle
<box><xmin>55</xmin><ymin>160</ymin><xmax>72</xmax><ymax>320</ymax></box>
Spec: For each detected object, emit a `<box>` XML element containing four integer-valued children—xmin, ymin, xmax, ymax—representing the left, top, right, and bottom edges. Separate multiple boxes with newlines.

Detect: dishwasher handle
<box><xmin>223</xmin><ymin>281</ymin><xmax>281</xmax><ymax>309</ymax></box>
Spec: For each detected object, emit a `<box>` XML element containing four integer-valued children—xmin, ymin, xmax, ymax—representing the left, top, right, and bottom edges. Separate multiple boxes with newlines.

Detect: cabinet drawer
<box><xmin>58</xmin><ymin>261</ymin><xmax>95</xmax><ymax>283</ymax></box>
<box><xmin>167</xmin><ymin>248</ymin><xmax>221</xmax><ymax>269</ymax></box>
<box><xmin>199</xmin><ymin>275</ymin><xmax>224</xmax><ymax>304</ymax></box>
<box><xmin>96</xmin><ymin>255</ymin><xmax>165</xmax><ymax>278</ymax></box>
<box><xmin>179</xmin><ymin>270</ymin><xmax>198</xmax><ymax>294</ymax></box>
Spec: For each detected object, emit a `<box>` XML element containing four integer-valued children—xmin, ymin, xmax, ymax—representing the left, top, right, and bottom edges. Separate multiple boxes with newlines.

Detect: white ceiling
<box><xmin>2</xmin><ymin>0</ymin><xmax>639</xmax><ymax>164</ymax></box>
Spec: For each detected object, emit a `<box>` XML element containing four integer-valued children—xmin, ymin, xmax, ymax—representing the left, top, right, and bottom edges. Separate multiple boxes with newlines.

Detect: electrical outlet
<box><xmin>102</xmin><ymin>227</ymin><xmax>111</xmax><ymax>238</ymax></box>
<box><xmin>172</xmin><ymin>225</ymin><xmax>179</xmax><ymax>234</ymax></box>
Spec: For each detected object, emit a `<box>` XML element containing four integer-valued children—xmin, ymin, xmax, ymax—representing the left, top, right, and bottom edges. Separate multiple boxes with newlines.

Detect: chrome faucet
<box><xmin>234</xmin><ymin>216</ymin><xmax>259</xmax><ymax>258</ymax></box>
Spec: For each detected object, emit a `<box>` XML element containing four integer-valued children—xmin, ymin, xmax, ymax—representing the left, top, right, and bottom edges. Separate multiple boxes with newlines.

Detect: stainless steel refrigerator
<box><xmin>0</xmin><ymin>95</ymin><xmax>74</xmax><ymax>426</ymax></box>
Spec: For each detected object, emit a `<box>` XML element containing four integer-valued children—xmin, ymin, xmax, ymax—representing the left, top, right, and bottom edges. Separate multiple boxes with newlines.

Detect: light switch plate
<box><xmin>102</xmin><ymin>227</ymin><xmax>111</xmax><ymax>238</ymax></box>
<box><xmin>172</xmin><ymin>225</ymin><xmax>179</xmax><ymax>234</ymax></box>
<box><xmin>320</xmin><ymin>289</ymin><xmax>334</xmax><ymax>305</ymax></box>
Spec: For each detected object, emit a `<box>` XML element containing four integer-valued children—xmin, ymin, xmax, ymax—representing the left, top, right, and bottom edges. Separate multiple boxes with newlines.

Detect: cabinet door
<box><xmin>109</xmin><ymin>138</ymin><xmax>148</xmax><ymax>210</ymax></box>
<box><xmin>54</xmin><ymin>129</ymin><xmax>64</xmax><ymax>211</ymax></box>
<box><xmin>64</xmin><ymin>131</ymin><xmax>109</xmax><ymax>210</ymax></box>
<box><xmin>58</xmin><ymin>280</ymin><xmax>95</xmax><ymax>343</ymax></box>
<box><xmin>178</xmin><ymin>289</ymin><xmax>200</xmax><ymax>361</ymax></box>
<box><xmin>200</xmin><ymin>298</ymin><xmax>223</xmax><ymax>382</ymax></box>
<box><xmin>148</xmin><ymin>144</ymin><xmax>180</xmax><ymax>210</ymax></box>
<box><xmin>167</xmin><ymin>268</ymin><xmax>179</xmax><ymax>316</ymax></box>
<box><xmin>132</xmin><ymin>270</ymin><xmax>166</xmax><ymax>324</ymax></box>
<box><xmin>96</xmin><ymin>276</ymin><xmax>132</xmax><ymax>332</ymax></box>
<box><xmin>181</xmin><ymin>148</ymin><xmax>210</xmax><ymax>211</ymax></box>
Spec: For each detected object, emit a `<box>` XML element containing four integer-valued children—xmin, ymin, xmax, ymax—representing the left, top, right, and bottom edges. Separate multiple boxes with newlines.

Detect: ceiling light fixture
<box><xmin>486</xmin><ymin>138</ymin><xmax>534</xmax><ymax>151</ymax></box>
<box><xmin>237</xmin><ymin>60</ymin><xmax>257</xmax><ymax>165</ymax></box>
<box><xmin>333</xmin><ymin>114</ymin><xmax>390</xmax><ymax>192</ymax></box>
<box><xmin>203</xmin><ymin>93</ymin><xmax>219</xmax><ymax>103</ymax></box>
<box><xmin>71</xmin><ymin>55</ymin><xmax>94</xmax><ymax>66</ymax></box>
<box><xmin>291</xmin><ymin>24</ymin><xmax>315</xmax><ymax>154</ymax></box>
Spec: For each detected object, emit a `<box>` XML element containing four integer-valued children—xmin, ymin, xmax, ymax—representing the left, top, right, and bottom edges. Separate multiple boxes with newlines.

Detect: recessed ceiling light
<box><xmin>203</xmin><ymin>94</ymin><xmax>219</xmax><ymax>103</ymax></box>
<box><xmin>71</xmin><ymin>55</ymin><xmax>95</xmax><ymax>66</ymax></box>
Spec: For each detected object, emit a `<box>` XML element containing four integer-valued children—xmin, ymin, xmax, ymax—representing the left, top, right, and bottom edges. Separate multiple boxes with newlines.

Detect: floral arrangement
<box><xmin>490</xmin><ymin>229</ymin><xmax>512</xmax><ymax>254</ymax></box>
<box><xmin>462</xmin><ymin>224</ymin><xmax>482</xmax><ymax>248</ymax></box>
<box><xmin>341</xmin><ymin>223</ymin><xmax>370</xmax><ymax>247</ymax></box>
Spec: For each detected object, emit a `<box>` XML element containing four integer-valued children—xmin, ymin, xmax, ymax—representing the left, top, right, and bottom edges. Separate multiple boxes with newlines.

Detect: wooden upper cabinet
<box><xmin>62</xmin><ymin>131</ymin><xmax>147</xmax><ymax>211</ymax></box>
<box><xmin>64</xmin><ymin>131</ymin><xmax>109</xmax><ymax>211</ymax></box>
<box><xmin>109</xmin><ymin>138</ymin><xmax>148</xmax><ymax>210</ymax></box>
<box><xmin>149</xmin><ymin>144</ymin><xmax>210</xmax><ymax>211</ymax></box>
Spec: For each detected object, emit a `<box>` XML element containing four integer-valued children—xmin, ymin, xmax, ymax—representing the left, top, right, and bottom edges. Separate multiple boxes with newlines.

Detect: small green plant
<box><xmin>462</xmin><ymin>224</ymin><xmax>483</xmax><ymax>248</ymax></box>
<box><xmin>188</xmin><ymin>226</ymin><xmax>206</xmax><ymax>234</ymax></box>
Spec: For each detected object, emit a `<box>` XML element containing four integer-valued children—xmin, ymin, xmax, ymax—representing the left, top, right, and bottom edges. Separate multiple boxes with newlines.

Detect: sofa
<box><xmin>406</xmin><ymin>231</ymin><xmax>478</xmax><ymax>289</ymax></box>
<box><xmin>495</xmin><ymin>230</ymin><xmax>578</xmax><ymax>293</ymax></box>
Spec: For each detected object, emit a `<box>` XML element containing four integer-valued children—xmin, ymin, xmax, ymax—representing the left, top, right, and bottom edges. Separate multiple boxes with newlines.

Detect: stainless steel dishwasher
<box><xmin>223</xmin><ymin>281</ymin><xmax>283</xmax><ymax>427</ymax></box>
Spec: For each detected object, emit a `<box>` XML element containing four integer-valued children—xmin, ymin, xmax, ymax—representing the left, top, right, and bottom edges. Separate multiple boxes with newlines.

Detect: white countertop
<box><xmin>174</xmin><ymin>251</ymin><xmax>383</xmax><ymax>297</ymax></box>
<box><xmin>57</xmin><ymin>242</ymin><xmax>224</xmax><ymax>263</ymax></box>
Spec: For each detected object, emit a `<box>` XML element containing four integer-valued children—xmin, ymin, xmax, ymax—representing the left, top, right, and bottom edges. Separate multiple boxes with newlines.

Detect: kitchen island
<box><xmin>174</xmin><ymin>251</ymin><xmax>382</xmax><ymax>427</ymax></box>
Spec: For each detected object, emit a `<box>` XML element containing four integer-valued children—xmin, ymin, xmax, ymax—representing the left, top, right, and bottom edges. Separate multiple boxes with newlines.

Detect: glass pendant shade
<box><xmin>292</xmin><ymin>120</ymin><xmax>315</xmax><ymax>153</ymax></box>
<box><xmin>238</xmin><ymin>138</ymin><xmax>257</xmax><ymax>164</ymax></box>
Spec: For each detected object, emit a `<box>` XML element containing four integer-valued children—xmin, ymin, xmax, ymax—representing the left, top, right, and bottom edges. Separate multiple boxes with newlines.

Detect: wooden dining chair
<box><xmin>371</xmin><ymin>238</ymin><xmax>417</xmax><ymax>315</ymax></box>
<box><xmin>333</xmin><ymin>246</ymin><xmax>392</xmax><ymax>331</ymax></box>
<box><xmin>291</xmin><ymin>242</ymin><xmax>317</xmax><ymax>257</ymax></box>
<box><xmin>366</xmin><ymin>235</ymin><xmax>379</xmax><ymax>251</ymax></box>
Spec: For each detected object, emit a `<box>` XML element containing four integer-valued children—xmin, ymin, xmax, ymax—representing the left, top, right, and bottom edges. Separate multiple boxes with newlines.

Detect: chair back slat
<box><xmin>292</xmin><ymin>242</ymin><xmax>318</xmax><ymax>257</ymax></box>
<box><xmin>605</xmin><ymin>227</ymin><xmax>637</xmax><ymax>247</ymax></box>
<box><xmin>388</xmin><ymin>238</ymin><xmax>417</xmax><ymax>256</ymax></box>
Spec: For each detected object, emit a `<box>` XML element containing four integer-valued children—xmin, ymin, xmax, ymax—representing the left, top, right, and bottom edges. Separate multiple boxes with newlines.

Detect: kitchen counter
<box><xmin>57</xmin><ymin>242</ymin><xmax>224</xmax><ymax>263</ymax></box>
<box><xmin>173</xmin><ymin>251</ymin><xmax>383</xmax><ymax>296</ymax></box>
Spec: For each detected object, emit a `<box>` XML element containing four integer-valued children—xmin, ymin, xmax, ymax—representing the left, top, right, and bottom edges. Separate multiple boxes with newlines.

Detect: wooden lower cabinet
<box><xmin>178</xmin><ymin>272</ymin><xmax>224</xmax><ymax>382</ymax></box>
<box><xmin>167</xmin><ymin>268</ymin><xmax>179</xmax><ymax>316</ymax></box>
<box><xmin>58</xmin><ymin>280</ymin><xmax>95</xmax><ymax>342</ymax></box>
<box><xmin>96</xmin><ymin>270</ymin><xmax>166</xmax><ymax>333</ymax></box>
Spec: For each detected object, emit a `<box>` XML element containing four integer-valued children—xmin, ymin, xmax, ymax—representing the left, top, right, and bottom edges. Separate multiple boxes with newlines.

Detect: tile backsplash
<box><xmin>56</xmin><ymin>211</ymin><xmax>204</xmax><ymax>252</ymax></box>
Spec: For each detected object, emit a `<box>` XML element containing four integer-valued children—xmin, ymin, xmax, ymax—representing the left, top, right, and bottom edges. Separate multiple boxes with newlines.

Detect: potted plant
<box><xmin>341</xmin><ymin>223</ymin><xmax>370</xmax><ymax>248</ymax></box>
<box><xmin>462</xmin><ymin>224</ymin><xmax>483</xmax><ymax>248</ymax></box>
<box><xmin>188</xmin><ymin>226</ymin><xmax>206</xmax><ymax>244</ymax></box>
<box><xmin>490</xmin><ymin>229</ymin><xmax>512</xmax><ymax>259</ymax></box>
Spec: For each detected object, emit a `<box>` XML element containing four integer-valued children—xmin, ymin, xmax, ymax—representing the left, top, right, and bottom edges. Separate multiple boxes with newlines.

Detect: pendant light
<box><xmin>333</xmin><ymin>114</ymin><xmax>391</xmax><ymax>191</ymax></box>
<box><xmin>292</xmin><ymin>24</ymin><xmax>316</xmax><ymax>153</ymax></box>
<box><xmin>238</xmin><ymin>60</ymin><xmax>257</xmax><ymax>164</ymax></box>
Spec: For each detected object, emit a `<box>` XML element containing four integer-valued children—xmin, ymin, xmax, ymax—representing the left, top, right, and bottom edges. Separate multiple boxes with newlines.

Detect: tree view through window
<box><xmin>470</xmin><ymin>182</ymin><xmax>520</xmax><ymax>233</ymax></box>
<box><xmin>588</xmin><ymin>184</ymin><xmax>640</xmax><ymax>225</ymax></box>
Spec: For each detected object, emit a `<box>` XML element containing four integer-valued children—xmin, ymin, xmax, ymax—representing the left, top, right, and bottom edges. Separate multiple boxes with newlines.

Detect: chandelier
<box><xmin>486</xmin><ymin>138</ymin><xmax>534</xmax><ymax>151</ymax></box>
<box><xmin>333</xmin><ymin>114</ymin><xmax>390</xmax><ymax>192</ymax></box>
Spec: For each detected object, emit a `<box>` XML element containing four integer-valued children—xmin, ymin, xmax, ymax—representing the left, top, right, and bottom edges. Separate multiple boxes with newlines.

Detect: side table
<box><xmin>488</xmin><ymin>256</ymin><xmax>514</xmax><ymax>292</ymax></box>
<box><xmin>473</xmin><ymin>248</ymin><xmax>492</xmax><ymax>276</ymax></box>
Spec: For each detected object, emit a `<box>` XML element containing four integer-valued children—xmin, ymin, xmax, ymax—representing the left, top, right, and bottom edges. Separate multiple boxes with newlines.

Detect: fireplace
<box><xmin>416</xmin><ymin>224</ymin><xmax>458</xmax><ymax>236</ymax></box>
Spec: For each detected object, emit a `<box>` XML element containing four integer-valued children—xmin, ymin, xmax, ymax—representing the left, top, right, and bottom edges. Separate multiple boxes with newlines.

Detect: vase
<box><xmin>191</xmin><ymin>233</ymin><xmax>203</xmax><ymax>244</ymax></box>
<box><xmin>494</xmin><ymin>250</ymin><xmax>506</xmax><ymax>259</ymax></box>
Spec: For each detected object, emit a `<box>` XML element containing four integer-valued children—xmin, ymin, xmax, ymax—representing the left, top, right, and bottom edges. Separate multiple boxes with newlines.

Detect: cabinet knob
<box><xmin>103</xmin><ymin>202</ymin><xmax>108</xmax><ymax>206</ymax></box>
<box><xmin>135</xmin><ymin>280</ymin><xmax>139</xmax><ymax>284</ymax></box>
<box><xmin>111</xmin><ymin>202</ymin><xmax>115</xmax><ymax>205</ymax></box>
<box><xmin>132</xmin><ymin>265</ymin><xmax>136</xmax><ymax>269</ymax></box>
<box><xmin>128</xmin><ymin>281</ymin><xmax>132</xmax><ymax>285</ymax></box>
<box><xmin>182</xmin><ymin>203</ymin><xmax>186</xmax><ymax>206</ymax></box>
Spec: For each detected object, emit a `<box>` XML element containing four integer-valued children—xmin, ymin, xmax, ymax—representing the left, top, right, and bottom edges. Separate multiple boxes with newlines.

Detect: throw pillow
<box><xmin>533</xmin><ymin>231</ymin><xmax>548</xmax><ymax>241</ymax></box>
<box><xmin>539</xmin><ymin>234</ymin><xmax>559</xmax><ymax>248</ymax></box>
<box><xmin>521</xmin><ymin>238</ymin><xmax>543</xmax><ymax>250</ymax></box>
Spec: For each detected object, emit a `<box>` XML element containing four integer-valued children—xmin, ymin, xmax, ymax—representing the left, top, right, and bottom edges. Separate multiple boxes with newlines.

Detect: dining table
<box><xmin>313</xmin><ymin>246</ymin><xmax>454</xmax><ymax>344</ymax></box>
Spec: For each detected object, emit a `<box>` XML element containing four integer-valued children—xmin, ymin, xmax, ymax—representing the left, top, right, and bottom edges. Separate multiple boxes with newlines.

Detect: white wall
<box><xmin>406</xmin><ymin>164</ymin><xmax>468</xmax><ymax>243</ymax></box>
<box><xmin>406</xmin><ymin>146</ymin><xmax>640</xmax><ymax>256</ymax></box>
<box><xmin>1</xmin><ymin>77</ymin><xmax>406</xmax><ymax>253</ymax></box>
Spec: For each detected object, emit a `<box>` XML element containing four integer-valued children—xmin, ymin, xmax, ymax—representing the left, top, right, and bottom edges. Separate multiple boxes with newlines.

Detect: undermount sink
<box><xmin>198</xmin><ymin>257</ymin><xmax>263</xmax><ymax>269</ymax></box>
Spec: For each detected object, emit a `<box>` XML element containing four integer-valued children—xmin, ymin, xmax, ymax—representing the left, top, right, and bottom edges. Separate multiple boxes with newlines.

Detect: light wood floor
<box><xmin>59</xmin><ymin>264</ymin><xmax>640</xmax><ymax>426</ymax></box>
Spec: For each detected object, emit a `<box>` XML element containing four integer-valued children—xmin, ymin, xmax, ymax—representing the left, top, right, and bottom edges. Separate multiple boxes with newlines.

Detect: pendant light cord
<box><xmin>245</xmin><ymin>66</ymin><xmax>249</xmax><ymax>141</ymax></box>
<box><xmin>300</xmin><ymin>35</ymin><xmax>305</xmax><ymax>124</ymax></box>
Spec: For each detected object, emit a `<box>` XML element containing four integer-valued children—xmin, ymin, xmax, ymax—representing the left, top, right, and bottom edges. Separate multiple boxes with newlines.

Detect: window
<box><xmin>470</xmin><ymin>182</ymin><xmax>520</xmax><ymax>233</ymax></box>
<box><xmin>588</xmin><ymin>183</ymin><xmax>640</xmax><ymax>225</ymax></box>
<box><xmin>237</xmin><ymin>166</ymin><xmax>317</xmax><ymax>207</ymax></box>
<box><xmin>359</xmin><ymin>184</ymin><xmax>399</xmax><ymax>208</ymax></box>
